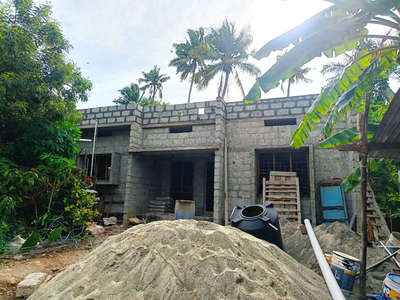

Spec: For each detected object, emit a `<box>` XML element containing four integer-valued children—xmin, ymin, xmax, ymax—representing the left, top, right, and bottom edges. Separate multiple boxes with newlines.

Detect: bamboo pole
<box><xmin>359</xmin><ymin>94</ymin><xmax>370</xmax><ymax>299</ymax></box>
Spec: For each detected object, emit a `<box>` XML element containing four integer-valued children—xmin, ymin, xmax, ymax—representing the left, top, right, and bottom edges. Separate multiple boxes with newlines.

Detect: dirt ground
<box><xmin>0</xmin><ymin>225</ymin><xmax>124</xmax><ymax>300</ymax></box>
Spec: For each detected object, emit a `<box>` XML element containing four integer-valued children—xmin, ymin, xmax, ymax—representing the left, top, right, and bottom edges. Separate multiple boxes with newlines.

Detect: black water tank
<box><xmin>230</xmin><ymin>203</ymin><xmax>283</xmax><ymax>249</ymax></box>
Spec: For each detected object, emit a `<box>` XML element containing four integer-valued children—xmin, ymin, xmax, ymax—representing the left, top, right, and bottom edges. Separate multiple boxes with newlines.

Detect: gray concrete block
<box><xmin>96</xmin><ymin>113</ymin><xmax>103</xmax><ymax>118</ymax></box>
<box><xmin>116</xmin><ymin>117</ymin><xmax>125</xmax><ymax>123</ymax></box>
<box><xmin>263</xmin><ymin>110</ymin><xmax>275</xmax><ymax>116</ymax></box>
<box><xmin>155</xmin><ymin>105</ymin><xmax>164</xmax><ymax>112</ymax></box>
<box><xmin>227</xmin><ymin>113</ymin><xmax>237</xmax><ymax>119</ymax></box>
<box><xmin>239</xmin><ymin>112</ymin><xmax>250</xmax><ymax>118</ymax></box>
<box><xmin>117</xmin><ymin>104</ymin><xmax>127</xmax><ymax>110</ymax></box>
<box><xmin>180</xmin><ymin>115</ymin><xmax>189</xmax><ymax>121</ymax></box>
<box><xmin>127</xmin><ymin>103</ymin><xmax>137</xmax><ymax>109</ymax></box>
<box><xmin>290</xmin><ymin>108</ymin><xmax>303</xmax><ymax>114</ymax></box>
<box><xmin>283</xmin><ymin>102</ymin><xmax>295</xmax><ymax>108</ymax></box>
<box><xmin>99</xmin><ymin>118</ymin><xmax>107</xmax><ymax>124</ymax></box>
<box><xmin>271</xmin><ymin>103</ymin><xmax>282</xmax><ymax>109</ymax></box>
<box><xmin>122</xmin><ymin>110</ymin><xmax>131</xmax><ymax>116</ymax></box>
<box><xmin>104</xmin><ymin>112</ymin><xmax>112</xmax><ymax>117</ymax></box>
<box><xmin>175</xmin><ymin>104</ymin><xmax>186</xmax><ymax>110</ymax></box>
<box><xmin>87</xmin><ymin>114</ymin><xmax>95</xmax><ymax>119</ymax></box>
<box><xmin>297</xmin><ymin>100</ymin><xmax>311</xmax><ymax>107</ymax></box>
<box><xmin>91</xmin><ymin>107</ymin><xmax>99</xmax><ymax>113</ymax></box>
<box><xmin>233</xmin><ymin>106</ymin><xmax>243</xmax><ymax>112</ymax></box>
<box><xmin>276</xmin><ymin>109</ymin><xmax>289</xmax><ymax>115</ymax></box>
<box><xmin>251</xmin><ymin>111</ymin><xmax>262</xmax><ymax>117</ymax></box>
<box><xmin>101</xmin><ymin>106</ymin><xmax>108</xmax><ymax>112</ymax></box>
<box><xmin>112</xmin><ymin>111</ymin><xmax>121</xmax><ymax>117</ymax></box>
<box><xmin>144</xmin><ymin>113</ymin><xmax>152</xmax><ymax>118</ymax></box>
<box><xmin>245</xmin><ymin>105</ymin><xmax>256</xmax><ymax>111</ymax></box>
<box><xmin>170</xmin><ymin>116</ymin><xmax>179</xmax><ymax>122</ymax></box>
<box><xmin>16</xmin><ymin>272</ymin><xmax>47</xmax><ymax>298</ymax></box>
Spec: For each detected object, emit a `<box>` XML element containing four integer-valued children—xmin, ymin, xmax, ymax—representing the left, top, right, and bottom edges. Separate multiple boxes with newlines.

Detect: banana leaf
<box><xmin>341</xmin><ymin>167</ymin><xmax>361</xmax><ymax>193</ymax></box>
<box><xmin>318</xmin><ymin>123</ymin><xmax>379</xmax><ymax>149</ymax></box>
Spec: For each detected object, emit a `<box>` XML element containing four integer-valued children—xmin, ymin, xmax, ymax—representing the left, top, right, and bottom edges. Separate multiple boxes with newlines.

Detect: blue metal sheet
<box><xmin>323</xmin><ymin>210</ymin><xmax>346</xmax><ymax>220</ymax></box>
<box><xmin>321</xmin><ymin>186</ymin><xmax>344</xmax><ymax>207</ymax></box>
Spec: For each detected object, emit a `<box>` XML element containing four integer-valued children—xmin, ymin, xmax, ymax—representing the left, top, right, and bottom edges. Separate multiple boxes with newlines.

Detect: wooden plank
<box><xmin>270</xmin><ymin>171</ymin><xmax>297</xmax><ymax>177</ymax></box>
<box><xmin>265</xmin><ymin>181</ymin><xmax>298</xmax><ymax>186</ymax></box>
<box><xmin>275</xmin><ymin>208</ymin><xmax>298</xmax><ymax>213</ymax></box>
<box><xmin>269</xmin><ymin>201</ymin><xmax>298</xmax><ymax>205</ymax></box>
<box><xmin>280</xmin><ymin>215</ymin><xmax>298</xmax><ymax>219</ymax></box>
<box><xmin>267</xmin><ymin>195</ymin><xmax>298</xmax><ymax>200</ymax></box>
<box><xmin>262</xmin><ymin>177</ymin><xmax>266</xmax><ymax>204</ymax></box>
<box><xmin>296</xmin><ymin>177</ymin><xmax>301</xmax><ymax>224</ymax></box>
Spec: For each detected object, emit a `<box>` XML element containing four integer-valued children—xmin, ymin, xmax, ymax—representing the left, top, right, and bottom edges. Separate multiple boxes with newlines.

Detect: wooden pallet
<box><xmin>263</xmin><ymin>171</ymin><xmax>301</xmax><ymax>224</ymax></box>
<box><xmin>147</xmin><ymin>197</ymin><xmax>174</xmax><ymax>215</ymax></box>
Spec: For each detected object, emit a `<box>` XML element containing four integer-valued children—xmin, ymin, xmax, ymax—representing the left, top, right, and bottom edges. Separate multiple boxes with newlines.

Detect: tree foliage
<box><xmin>169</xmin><ymin>28</ymin><xmax>206</xmax><ymax>103</ymax></box>
<box><xmin>0</xmin><ymin>0</ymin><xmax>96</xmax><ymax>252</ymax></box>
<box><xmin>139</xmin><ymin>65</ymin><xmax>170</xmax><ymax>104</ymax></box>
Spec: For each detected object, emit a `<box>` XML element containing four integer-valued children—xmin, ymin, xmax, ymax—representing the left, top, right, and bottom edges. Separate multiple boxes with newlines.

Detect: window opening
<box><xmin>258</xmin><ymin>149</ymin><xmax>309</xmax><ymax>196</ymax></box>
<box><xmin>84</xmin><ymin>154</ymin><xmax>112</xmax><ymax>181</ymax></box>
<box><xmin>264</xmin><ymin>118</ymin><xmax>296</xmax><ymax>126</ymax></box>
<box><xmin>169</xmin><ymin>125</ymin><xmax>192</xmax><ymax>133</ymax></box>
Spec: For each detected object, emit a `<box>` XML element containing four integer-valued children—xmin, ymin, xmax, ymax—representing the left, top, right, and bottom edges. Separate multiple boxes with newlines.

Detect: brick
<box><xmin>98</xmin><ymin>118</ymin><xmax>107</xmax><ymax>124</ymax></box>
<box><xmin>283</xmin><ymin>102</ymin><xmax>295</xmax><ymax>108</ymax></box>
<box><xmin>170</xmin><ymin>116</ymin><xmax>179</xmax><ymax>122</ymax></box>
<box><xmin>16</xmin><ymin>272</ymin><xmax>47</xmax><ymax>298</ymax></box>
<box><xmin>108</xmin><ymin>106</ymin><xmax>117</xmax><ymax>111</ymax></box>
<box><xmin>127</xmin><ymin>103</ymin><xmax>137</xmax><ymax>109</ymax></box>
<box><xmin>87</xmin><ymin>114</ymin><xmax>95</xmax><ymax>119</ymax></box>
<box><xmin>122</xmin><ymin>110</ymin><xmax>131</xmax><ymax>116</ymax></box>
<box><xmin>117</xmin><ymin>104</ymin><xmax>127</xmax><ymax>110</ymax></box>
<box><xmin>144</xmin><ymin>113</ymin><xmax>152</xmax><ymax>118</ymax></box>
<box><xmin>95</xmin><ymin>113</ymin><xmax>103</xmax><ymax>118</ymax></box>
<box><xmin>180</xmin><ymin>115</ymin><xmax>190</xmax><ymax>121</ymax></box>
<box><xmin>227</xmin><ymin>113</ymin><xmax>237</xmax><ymax>119</ymax></box>
<box><xmin>245</xmin><ymin>105</ymin><xmax>256</xmax><ymax>111</ymax></box>
<box><xmin>107</xmin><ymin>118</ymin><xmax>116</xmax><ymax>123</ymax></box>
<box><xmin>270</xmin><ymin>103</ymin><xmax>282</xmax><ymax>109</ymax></box>
<box><xmin>101</xmin><ymin>106</ymin><xmax>108</xmax><ymax>112</ymax></box>
<box><xmin>297</xmin><ymin>100</ymin><xmax>311</xmax><ymax>107</ymax></box>
<box><xmin>116</xmin><ymin>117</ymin><xmax>125</xmax><ymax>123</ymax></box>
<box><xmin>233</xmin><ymin>106</ymin><xmax>243</xmax><ymax>112</ymax></box>
<box><xmin>81</xmin><ymin>120</ymin><xmax>90</xmax><ymax>125</ymax></box>
<box><xmin>195</xmin><ymin>102</ymin><xmax>205</xmax><ymax>108</ymax></box>
<box><xmin>160</xmin><ymin>117</ymin><xmax>169</xmax><ymax>123</ymax></box>
<box><xmin>104</xmin><ymin>112</ymin><xmax>112</xmax><ymax>117</ymax></box>
<box><xmin>126</xmin><ymin>116</ymin><xmax>136</xmax><ymax>122</ymax></box>
<box><xmin>175</xmin><ymin>104</ymin><xmax>186</xmax><ymax>110</ymax></box>
<box><xmin>290</xmin><ymin>108</ymin><xmax>303</xmax><ymax>114</ymax></box>
<box><xmin>239</xmin><ymin>112</ymin><xmax>250</xmax><ymax>118</ymax></box>
<box><xmin>250</xmin><ymin>111</ymin><xmax>263</xmax><ymax>117</ymax></box>
<box><xmin>263</xmin><ymin>110</ymin><xmax>275</xmax><ymax>116</ymax></box>
<box><xmin>276</xmin><ymin>109</ymin><xmax>289</xmax><ymax>115</ymax></box>
<box><xmin>155</xmin><ymin>105</ymin><xmax>164</xmax><ymax>112</ymax></box>
<box><xmin>91</xmin><ymin>107</ymin><xmax>100</xmax><ymax>113</ymax></box>
<box><xmin>112</xmin><ymin>111</ymin><xmax>121</xmax><ymax>117</ymax></box>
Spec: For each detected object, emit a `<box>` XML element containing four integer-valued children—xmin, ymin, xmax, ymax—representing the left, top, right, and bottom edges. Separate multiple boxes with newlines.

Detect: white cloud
<box><xmin>42</xmin><ymin>0</ymin><xmax>332</xmax><ymax>108</ymax></box>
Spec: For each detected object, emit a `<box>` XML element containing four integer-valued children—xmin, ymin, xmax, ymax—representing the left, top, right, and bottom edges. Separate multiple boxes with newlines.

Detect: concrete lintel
<box><xmin>129</xmin><ymin>145</ymin><xmax>218</xmax><ymax>154</ymax></box>
<box><xmin>142</xmin><ymin>120</ymin><xmax>215</xmax><ymax>129</ymax></box>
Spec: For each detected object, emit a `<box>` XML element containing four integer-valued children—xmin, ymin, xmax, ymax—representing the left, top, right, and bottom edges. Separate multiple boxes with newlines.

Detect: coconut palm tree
<box><xmin>169</xmin><ymin>28</ymin><xmax>206</xmax><ymax>103</ymax></box>
<box><xmin>139</xmin><ymin>66</ymin><xmax>170</xmax><ymax>104</ymax></box>
<box><xmin>281</xmin><ymin>67</ymin><xmax>312</xmax><ymax>97</ymax></box>
<box><xmin>200</xmin><ymin>20</ymin><xmax>260</xmax><ymax>100</ymax></box>
<box><xmin>113</xmin><ymin>83</ymin><xmax>142</xmax><ymax>105</ymax></box>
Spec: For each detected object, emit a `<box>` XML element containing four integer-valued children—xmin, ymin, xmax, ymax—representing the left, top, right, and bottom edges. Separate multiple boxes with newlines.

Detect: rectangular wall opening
<box><xmin>169</xmin><ymin>125</ymin><xmax>192</xmax><ymax>133</ymax></box>
<box><xmin>83</xmin><ymin>154</ymin><xmax>112</xmax><ymax>180</ymax></box>
<box><xmin>257</xmin><ymin>148</ymin><xmax>309</xmax><ymax>197</ymax></box>
<box><xmin>264</xmin><ymin>118</ymin><xmax>296</xmax><ymax>127</ymax></box>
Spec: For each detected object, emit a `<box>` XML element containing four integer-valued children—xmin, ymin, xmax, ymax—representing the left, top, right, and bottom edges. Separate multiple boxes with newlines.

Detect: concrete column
<box><xmin>123</xmin><ymin>153</ymin><xmax>136</xmax><ymax>226</ymax></box>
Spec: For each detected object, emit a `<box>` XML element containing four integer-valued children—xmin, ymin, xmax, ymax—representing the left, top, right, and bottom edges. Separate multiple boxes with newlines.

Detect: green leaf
<box><xmin>20</xmin><ymin>232</ymin><xmax>40</xmax><ymax>252</ymax></box>
<box><xmin>318</xmin><ymin>123</ymin><xmax>379</xmax><ymax>149</ymax></box>
<box><xmin>47</xmin><ymin>226</ymin><xmax>62</xmax><ymax>243</ymax></box>
<box><xmin>244</xmin><ymin>81</ymin><xmax>261</xmax><ymax>101</ymax></box>
<box><xmin>341</xmin><ymin>167</ymin><xmax>361</xmax><ymax>193</ymax></box>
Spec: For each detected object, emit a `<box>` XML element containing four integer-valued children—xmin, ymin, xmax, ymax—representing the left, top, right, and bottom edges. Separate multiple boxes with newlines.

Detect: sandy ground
<box><xmin>29</xmin><ymin>220</ymin><xmax>330</xmax><ymax>300</ymax></box>
<box><xmin>0</xmin><ymin>224</ymin><xmax>124</xmax><ymax>299</ymax></box>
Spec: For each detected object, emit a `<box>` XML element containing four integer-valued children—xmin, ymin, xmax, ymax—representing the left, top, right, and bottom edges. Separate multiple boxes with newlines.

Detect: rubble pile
<box><xmin>30</xmin><ymin>220</ymin><xmax>329</xmax><ymax>300</ymax></box>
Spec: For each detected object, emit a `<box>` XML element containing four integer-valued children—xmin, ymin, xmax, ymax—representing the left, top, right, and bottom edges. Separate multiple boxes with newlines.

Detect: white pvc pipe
<box><xmin>304</xmin><ymin>219</ymin><xmax>345</xmax><ymax>300</ymax></box>
<box><xmin>89</xmin><ymin>120</ymin><xmax>97</xmax><ymax>178</ymax></box>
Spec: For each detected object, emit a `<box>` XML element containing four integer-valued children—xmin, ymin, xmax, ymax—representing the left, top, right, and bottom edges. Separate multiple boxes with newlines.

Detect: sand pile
<box><xmin>281</xmin><ymin>221</ymin><xmax>396</xmax><ymax>297</ymax></box>
<box><xmin>29</xmin><ymin>220</ymin><xmax>329</xmax><ymax>300</ymax></box>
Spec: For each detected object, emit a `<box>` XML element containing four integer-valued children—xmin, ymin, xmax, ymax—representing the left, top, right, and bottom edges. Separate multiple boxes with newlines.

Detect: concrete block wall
<box><xmin>79</xmin><ymin>94</ymin><xmax>357</xmax><ymax>225</ymax></box>
<box><xmin>141</xmin><ymin>124</ymin><xmax>216</xmax><ymax>149</ymax></box>
<box><xmin>79</xmin><ymin>128</ymin><xmax>130</xmax><ymax>214</ymax></box>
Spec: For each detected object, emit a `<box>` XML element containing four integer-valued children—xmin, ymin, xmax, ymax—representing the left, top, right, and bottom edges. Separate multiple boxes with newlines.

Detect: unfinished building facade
<box><xmin>78</xmin><ymin>94</ymin><xmax>358</xmax><ymax>225</ymax></box>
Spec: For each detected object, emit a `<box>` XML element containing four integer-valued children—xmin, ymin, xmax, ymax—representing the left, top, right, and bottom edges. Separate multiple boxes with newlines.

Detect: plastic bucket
<box><xmin>330</xmin><ymin>251</ymin><xmax>360</xmax><ymax>293</ymax></box>
<box><xmin>383</xmin><ymin>273</ymin><xmax>400</xmax><ymax>300</ymax></box>
<box><xmin>174</xmin><ymin>200</ymin><xmax>195</xmax><ymax>220</ymax></box>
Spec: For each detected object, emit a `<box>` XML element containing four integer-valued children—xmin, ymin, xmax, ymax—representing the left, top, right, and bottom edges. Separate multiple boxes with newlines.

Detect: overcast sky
<box><xmin>45</xmin><ymin>0</ymin><xmax>332</xmax><ymax>108</ymax></box>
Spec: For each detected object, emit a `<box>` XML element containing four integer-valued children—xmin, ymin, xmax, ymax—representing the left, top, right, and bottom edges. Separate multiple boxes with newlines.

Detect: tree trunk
<box><xmin>287</xmin><ymin>80</ymin><xmax>291</xmax><ymax>97</ymax></box>
<box><xmin>187</xmin><ymin>64</ymin><xmax>197</xmax><ymax>103</ymax></box>
<box><xmin>217</xmin><ymin>73</ymin><xmax>224</xmax><ymax>99</ymax></box>
<box><xmin>359</xmin><ymin>93</ymin><xmax>370</xmax><ymax>300</ymax></box>
<box><xmin>221</xmin><ymin>71</ymin><xmax>230</xmax><ymax>100</ymax></box>
<box><xmin>151</xmin><ymin>86</ymin><xmax>155</xmax><ymax>104</ymax></box>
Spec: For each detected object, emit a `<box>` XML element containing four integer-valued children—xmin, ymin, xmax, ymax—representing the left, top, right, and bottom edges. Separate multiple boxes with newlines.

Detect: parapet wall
<box><xmin>78</xmin><ymin>94</ymin><xmax>318</xmax><ymax>127</ymax></box>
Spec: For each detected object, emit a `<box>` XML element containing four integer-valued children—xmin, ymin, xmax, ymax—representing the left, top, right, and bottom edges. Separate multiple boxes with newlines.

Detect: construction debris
<box><xmin>103</xmin><ymin>216</ymin><xmax>117</xmax><ymax>226</ymax></box>
<box><xmin>128</xmin><ymin>217</ymin><xmax>141</xmax><ymax>226</ymax></box>
<box><xmin>85</xmin><ymin>223</ymin><xmax>105</xmax><ymax>235</ymax></box>
<box><xmin>16</xmin><ymin>272</ymin><xmax>47</xmax><ymax>298</ymax></box>
<box><xmin>281</xmin><ymin>221</ymin><xmax>397</xmax><ymax>298</ymax></box>
<box><xmin>6</xmin><ymin>235</ymin><xmax>26</xmax><ymax>254</ymax></box>
<box><xmin>29</xmin><ymin>220</ymin><xmax>330</xmax><ymax>300</ymax></box>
